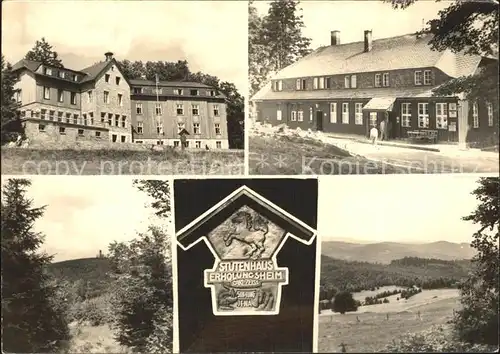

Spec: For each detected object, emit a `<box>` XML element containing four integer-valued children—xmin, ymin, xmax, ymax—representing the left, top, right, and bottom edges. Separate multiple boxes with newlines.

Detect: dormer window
<box><xmin>73</xmin><ymin>75</ymin><xmax>79</xmax><ymax>82</ymax></box>
<box><xmin>324</xmin><ymin>77</ymin><xmax>331</xmax><ymax>89</ymax></box>
<box><xmin>175</xmin><ymin>89</ymin><xmax>183</xmax><ymax>95</ymax></box>
<box><xmin>382</xmin><ymin>73</ymin><xmax>390</xmax><ymax>87</ymax></box>
<box><xmin>44</xmin><ymin>67</ymin><xmax>52</xmax><ymax>75</ymax></box>
<box><xmin>414</xmin><ymin>71</ymin><xmax>423</xmax><ymax>85</ymax></box>
<box><xmin>133</xmin><ymin>87</ymin><xmax>143</xmax><ymax>94</ymax></box>
<box><xmin>58</xmin><ymin>71</ymin><xmax>65</xmax><ymax>79</ymax></box>
<box><xmin>190</xmin><ymin>89</ymin><xmax>199</xmax><ymax>96</ymax></box>
<box><xmin>375</xmin><ymin>74</ymin><xmax>382</xmax><ymax>87</ymax></box>
<box><xmin>423</xmin><ymin>70</ymin><xmax>432</xmax><ymax>85</ymax></box>
<box><xmin>274</xmin><ymin>80</ymin><xmax>283</xmax><ymax>91</ymax></box>
<box><xmin>295</xmin><ymin>79</ymin><xmax>306</xmax><ymax>90</ymax></box>
<box><xmin>350</xmin><ymin>75</ymin><xmax>357</xmax><ymax>89</ymax></box>
<box><xmin>209</xmin><ymin>90</ymin><xmax>216</xmax><ymax>96</ymax></box>
<box><xmin>344</xmin><ymin>76</ymin><xmax>350</xmax><ymax>88</ymax></box>
<box><xmin>313</xmin><ymin>77</ymin><xmax>319</xmax><ymax>90</ymax></box>
<box><xmin>319</xmin><ymin>77</ymin><xmax>325</xmax><ymax>89</ymax></box>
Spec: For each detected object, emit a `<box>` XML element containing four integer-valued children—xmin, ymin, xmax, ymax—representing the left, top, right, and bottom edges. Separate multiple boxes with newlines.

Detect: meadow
<box><xmin>318</xmin><ymin>288</ymin><xmax>461</xmax><ymax>353</ymax></box>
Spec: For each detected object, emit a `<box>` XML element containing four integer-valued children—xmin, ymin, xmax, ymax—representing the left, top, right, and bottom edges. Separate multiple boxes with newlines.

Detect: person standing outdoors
<box><xmin>379</xmin><ymin>118</ymin><xmax>387</xmax><ymax>141</ymax></box>
<box><xmin>370</xmin><ymin>125</ymin><xmax>379</xmax><ymax>146</ymax></box>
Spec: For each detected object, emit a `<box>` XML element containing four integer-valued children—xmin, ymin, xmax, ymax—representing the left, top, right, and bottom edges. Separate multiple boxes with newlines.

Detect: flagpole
<box><xmin>156</xmin><ymin>74</ymin><xmax>161</xmax><ymax>144</ymax></box>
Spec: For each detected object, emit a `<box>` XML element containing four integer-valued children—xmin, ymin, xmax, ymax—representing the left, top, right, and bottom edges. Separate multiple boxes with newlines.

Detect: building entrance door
<box><xmin>316</xmin><ymin>111</ymin><xmax>324</xmax><ymax>131</ymax></box>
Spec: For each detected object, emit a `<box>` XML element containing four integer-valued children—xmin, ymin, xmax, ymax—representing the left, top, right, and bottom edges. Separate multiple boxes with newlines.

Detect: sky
<box><xmin>318</xmin><ymin>174</ymin><xmax>491</xmax><ymax>244</ymax></box>
<box><xmin>2</xmin><ymin>177</ymin><xmax>168</xmax><ymax>262</ymax></box>
<box><xmin>1</xmin><ymin>0</ymin><xmax>248</xmax><ymax>95</ymax></box>
<box><xmin>254</xmin><ymin>0</ymin><xmax>452</xmax><ymax>48</ymax></box>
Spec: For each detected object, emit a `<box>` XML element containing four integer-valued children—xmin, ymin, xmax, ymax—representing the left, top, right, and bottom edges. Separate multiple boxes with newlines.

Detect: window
<box><xmin>296</xmin><ymin>79</ymin><xmax>301</xmax><ymax>90</ymax></box>
<box><xmin>435</xmin><ymin>102</ymin><xmax>448</xmax><ymax>129</ymax></box>
<box><xmin>70</xmin><ymin>92</ymin><xmax>76</xmax><ymax>105</ymax></box>
<box><xmin>176</xmin><ymin>104</ymin><xmax>184</xmax><ymax>115</ymax></box>
<box><xmin>313</xmin><ymin>77</ymin><xmax>319</xmax><ymax>90</ymax></box>
<box><xmin>88</xmin><ymin>91</ymin><xmax>93</xmax><ymax>103</ymax></box>
<box><xmin>209</xmin><ymin>90</ymin><xmax>215</xmax><ymax>97</ymax></box>
<box><xmin>89</xmin><ymin>112</ymin><xmax>94</xmax><ymax>125</ymax></box>
<box><xmin>189</xmin><ymin>89</ymin><xmax>198</xmax><ymax>96</ymax></box>
<box><xmin>487</xmin><ymin>102</ymin><xmax>494</xmax><ymax>126</ymax></box>
<box><xmin>133</xmin><ymin>87</ymin><xmax>143</xmax><ymax>94</ymax></box>
<box><xmin>155</xmin><ymin>103</ymin><xmax>162</xmax><ymax>115</ymax></box>
<box><xmin>448</xmin><ymin>103</ymin><xmax>457</xmax><ymax>117</ymax></box>
<box><xmin>153</xmin><ymin>88</ymin><xmax>163</xmax><ymax>94</ymax></box>
<box><xmin>155</xmin><ymin>120</ymin><xmax>163</xmax><ymax>135</ymax></box>
<box><xmin>112</xmin><ymin>134</ymin><xmax>118</xmax><ymax>143</ymax></box>
<box><xmin>135</xmin><ymin>140</ymin><xmax>144</xmax><ymax>144</ymax></box>
<box><xmin>324</xmin><ymin>77</ymin><xmax>331</xmax><ymax>89</ymax></box>
<box><xmin>342</xmin><ymin>103</ymin><xmax>349</xmax><ymax>124</ymax></box>
<box><xmin>344</xmin><ymin>76</ymin><xmax>350</xmax><ymax>89</ymax></box>
<box><xmin>319</xmin><ymin>77</ymin><xmax>325</xmax><ymax>89</ymax></box>
<box><xmin>472</xmin><ymin>102</ymin><xmax>479</xmax><ymax>128</ymax></box>
<box><xmin>38</xmin><ymin>124</ymin><xmax>46</xmax><ymax>132</ymax></box>
<box><xmin>173</xmin><ymin>140</ymin><xmax>179</xmax><ymax>147</ymax></box>
<box><xmin>215</xmin><ymin>123</ymin><xmax>221</xmax><ymax>135</ymax></box>
<box><xmin>121</xmin><ymin>136</ymin><xmax>126</xmax><ymax>143</ymax></box>
<box><xmin>195</xmin><ymin>141</ymin><xmax>201</xmax><ymax>148</ymax></box>
<box><xmin>73</xmin><ymin>75</ymin><xmax>79</xmax><ymax>82</ymax></box>
<box><xmin>277</xmin><ymin>108</ymin><xmax>282</xmax><ymax>121</ymax></box>
<box><xmin>41</xmin><ymin>109</ymin><xmax>47</xmax><ymax>119</ymax></box>
<box><xmin>113</xmin><ymin>114</ymin><xmax>119</xmax><ymax>127</ymax></box>
<box><xmin>107</xmin><ymin>113</ymin><xmax>113</xmax><ymax>125</ymax></box>
<box><xmin>121</xmin><ymin>115</ymin><xmax>126</xmax><ymax>128</ymax></box>
<box><xmin>43</xmin><ymin>87</ymin><xmax>50</xmax><ymax>99</ymax></box>
<box><xmin>116</xmin><ymin>77</ymin><xmax>121</xmax><ymax>85</ymax></box>
<box><xmin>49</xmin><ymin>110</ymin><xmax>55</xmax><ymax>121</ymax></box>
<box><xmin>175</xmin><ymin>89</ymin><xmax>183</xmax><ymax>95</ymax></box>
<box><xmin>414</xmin><ymin>71</ymin><xmax>423</xmax><ymax>85</ymax></box>
<box><xmin>213</xmin><ymin>105</ymin><xmax>220</xmax><ymax>116</ymax></box>
<box><xmin>136</xmin><ymin>103</ymin><xmax>143</xmax><ymax>115</ymax></box>
<box><xmin>45</xmin><ymin>67</ymin><xmax>52</xmax><ymax>75</ymax></box>
<box><xmin>95</xmin><ymin>131</ymin><xmax>101</xmax><ymax>138</ymax></box>
<box><xmin>118</xmin><ymin>94</ymin><xmax>123</xmax><ymax>106</ymax></box>
<box><xmin>216</xmin><ymin>141</ymin><xmax>222</xmax><ymax>149</ymax></box>
<box><xmin>309</xmin><ymin>107</ymin><xmax>313</xmax><ymax>121</ymax></box>
<box><xmin>59</xmin><ymin>127</ymin><xmax>65</xmax><ymax>134</ymax></box>
<box><xmin>369</xmin><ymin>112</ymin><xmax>377</xmax><ymax>127</ymax></box>
<box><xmin>83</xmin><ymin>113</ymin><xmax>87</xmax><ymax>125</ymax></box>
<box><xmin>277</xmin><ymin>80</ymin><xmax>283</xmax><ymax>91</ymax></box>
<box><xmin>291</xmin><ymin>111</ymin><xmax>297</xmax><ymax>121</ymax></box>
<box><xmin>105</xmin><ymin>74</ymin><xmax>110</xmax><ymax>83</ymax></box>
<box><xmin>57</xmin><ymin>111</ymin><xmax>63</xmax><ymax>122</ymax></box>
<box><xmin>101</xmin><ymin>112</ymin><xmax>106</xmax><ymax>123</ymax></box>
<box><xmin>330</xmin><ymin>103</ymin><xmax>337</xmax><ymax>123</ymax></box>
<box><xmin>423</xmin><ymin>70</ymin><xmax>432</xmax><ymax>85</ymax></box>
<box><xmin>375</xmin><ymin>74</ymin><xmax>382</xmax><ymax>88</ymax></box>
<box><xmin>58</xmin><ymin>71</ymin><xmax>65</xmax><ymax>79</ymax></box>
<box><xmin>177</xmin><ymin>122</ymin><xmax>185</xmax><ymax>133</ymax></box>
<box><xmin>58</xmin><ymin>89</ymin><xmax>64</xmax><ymax>102</ymax></box>
<box><xmin>298</xmin><ymin>110</ymin><xmax>304</xmax><ymax>122</ymax></box>
<box><xmin>103</xmin><ymin>91</ymin><xmax>109</xmax><ymax>104</ymax></box>
<box><xmin>354</xmin><ymin>103</ymin><xmax>363</xmax><ymax>125</ymax></box>
<box><xmin>193</xmin><ymin>123</ymin><xmax>200</xmax><ymax>134</ymax></box>
<box><xmin>137</xmin><ymin>122</ymin><xmax>143</xmax><ymax>134</ymax></box>
<box><xmin>78</xmin><ymin>129</ymin><xmax>84</xmax><ymax>136</ymax></box>
<box><xmin>417</xmin><ymin>103</ymin><xmax>429</xmax><ymax>128</ymax></box>
<box><xmin>382</xmin><ymin>73</ymin><xmax>390</xmax><ymax>87</ymax></box>
<box><xmin>66</xmin><ymin>113</ymin><xmax>71</xmax><ymax>123</ymax></box>
<box><xmin>401</xmin><ymin>103</ymin><xmax>411</xmax><ymax>127</ymax></box>
<box><xmin>192</xmin><ymin>104</ymin><xmax>199</xmax><ymax>115</ymax></box>
<box><xmin>350</xmin><ymin>75</ymin><xmax>357</xmax><ymax>89</ymax></box>
<box><xmin>15</xmin><ymin>90</ymin><xmax>22</xmax><ymax>102</ymax></box>
<box><xmin>111</xmin><ymin>65</ymin><xmax>115</xmax><ymax>71</ymax></box>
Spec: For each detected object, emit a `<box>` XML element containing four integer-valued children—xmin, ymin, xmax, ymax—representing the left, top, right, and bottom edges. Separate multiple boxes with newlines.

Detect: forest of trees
<box><xmin>1</xmin><ymin>38</ymin><xmax>244</xmax><ymax>148</ymax></box>
<box><xmin>319</xmin><ymin>256</ymin><xmax>470</xmax><ymax>301</ymax></box>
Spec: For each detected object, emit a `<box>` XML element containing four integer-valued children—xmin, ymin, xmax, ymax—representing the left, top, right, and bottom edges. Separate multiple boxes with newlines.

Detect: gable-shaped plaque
<box><xmin>177</xmin><ymin>185</ymin><xmax>317</xmax><ymax>317</ymax></box>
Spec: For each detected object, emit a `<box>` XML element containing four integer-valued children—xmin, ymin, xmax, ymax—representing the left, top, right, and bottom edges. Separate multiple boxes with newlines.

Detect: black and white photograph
<box><xmin>173</xmin><ymin>178</ymin><xmax>320</xmax><ymax>353</ymax></box>
<box><xmin>1</xmin><ymin>0</ymin><xmax>246</xmax><ymax>175</ymax></box>
<box><xmin>249</xmin><ymin>0</ymin><xmax>499</xmax><ymax>175</ymax></box>
<box><xmin>1</xmin><ymin>177</ymin><xmax>174</xmax><ymax>353</ymax></box>
<box><xmin>316</xmin><ymin>174</ymin><xmax>499</xmax><ymax>352</ymax></box>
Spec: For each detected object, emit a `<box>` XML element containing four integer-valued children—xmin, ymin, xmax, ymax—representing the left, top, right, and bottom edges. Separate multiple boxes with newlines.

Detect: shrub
<box><xmin>332</xmin><ymin>291</ymin><xmax>358</xmax><ymax>314</ymax></box>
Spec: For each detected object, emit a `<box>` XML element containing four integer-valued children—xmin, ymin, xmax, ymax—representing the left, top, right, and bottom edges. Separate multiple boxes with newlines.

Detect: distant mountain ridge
<box><xmin>321</xmin><ymin>240</ymin><xmax>475</xmax><ymax>264</ymax></box>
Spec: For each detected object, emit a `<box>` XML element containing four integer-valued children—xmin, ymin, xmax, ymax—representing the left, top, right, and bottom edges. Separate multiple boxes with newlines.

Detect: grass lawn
<box><xmin>1</xmin><ymin>147</ymin><xmax>244</xmax><ymax>175</ymax></box>
<box><xmin>249</xmin><ymin>134</ymin><xmax>419</xmax><ymax>175</ymax></box>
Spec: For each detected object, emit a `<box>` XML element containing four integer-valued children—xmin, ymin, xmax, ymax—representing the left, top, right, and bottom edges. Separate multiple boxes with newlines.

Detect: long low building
<box><xmin>11</xmin><ymin>52</ymin><xmax>229</xmax><ymax>149</ymax></box>
<box><xmin>251</xmin><ymin>30</ymin><xmax>498</xmax><ymax>147</ymax></box>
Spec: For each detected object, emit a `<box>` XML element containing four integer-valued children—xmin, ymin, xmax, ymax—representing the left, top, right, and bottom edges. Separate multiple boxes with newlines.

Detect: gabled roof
<box><xmin>79</xmin><ymin>61</ymin><xmax>110</xmax><ymax>83</ymax></box>
<box><xmin>272</xmin><ymin>33</ymin><xmax>483</xmax><ymax>80</ymax></box>
<box><xmin>11</xmin><ymin>59</ymin><xmax>42</xmax><ymax>73</ymax></box>
<box><xmin>177</xmin><ymin>185</ymin><xmax>317</xmax><ymax>251</ymax></box>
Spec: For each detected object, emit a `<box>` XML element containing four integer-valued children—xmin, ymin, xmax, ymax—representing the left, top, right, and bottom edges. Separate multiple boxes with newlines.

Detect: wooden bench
<box><xmin>407</xmin><ymin>129</ymin><xmax>438</xmax><ymax>144</ymax></box>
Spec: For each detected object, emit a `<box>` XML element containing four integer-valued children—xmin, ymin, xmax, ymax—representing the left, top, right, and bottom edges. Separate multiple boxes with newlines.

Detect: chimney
<box><xmin>331</xmin><ymin>30</ymin><xmax>341</xmax><ymax>46</ymax></box>
<box><xmin>364</xmin><ymin>30</ymin><xmax>373</xmax><ymax>52</ymax></box>
<box><xmin>104</xmin><ymin>52</ymin><xmax>114</xmax><ymax>61</ymax></box>
<box><xmin>98</xmin><ymin>250</ymin><xmax>103</xmax><ymax>258</ymax></box>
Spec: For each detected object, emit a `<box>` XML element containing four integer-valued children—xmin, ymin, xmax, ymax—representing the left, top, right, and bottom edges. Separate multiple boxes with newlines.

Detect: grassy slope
<box><xmin>1</xmin><ymin>148</ymin><xmax>244</xmax><ymax>175</ymax></box>
<box><xmin>249</xmin><ymin>134</ymin><xmax>418</xmax><ymax>175</ymax></box>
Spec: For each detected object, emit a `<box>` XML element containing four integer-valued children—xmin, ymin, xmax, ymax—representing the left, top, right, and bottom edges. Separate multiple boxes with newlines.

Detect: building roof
<box><xmin>11</xmin><ymin>59</ymin><xmax>42</xmax><ymax>72</ymax></box>
<box><xmin>128</xmin><ymin>79</ymin><xmax>212</xmax><ymax>88</ymax></box>
<box><xmin>252</xmin><ymin>81</ymin><xmax>458</xmax><ymax>101</ymax></box>
<box><xmin>272</xmin><ymin>33</ymin><xmax>482</xmax><ymax>80</ymax></box>
<box><xmin>79</xmin><ymin>60</ymin><xmax>111</xmax><ymax>83</ymax></box>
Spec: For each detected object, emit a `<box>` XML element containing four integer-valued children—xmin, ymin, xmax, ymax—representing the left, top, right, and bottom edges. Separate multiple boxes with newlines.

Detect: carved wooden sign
<box><xmin>177</xmin><ymin>185</ymin><xmax>317</xmax><ymax>317</ymax></box>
